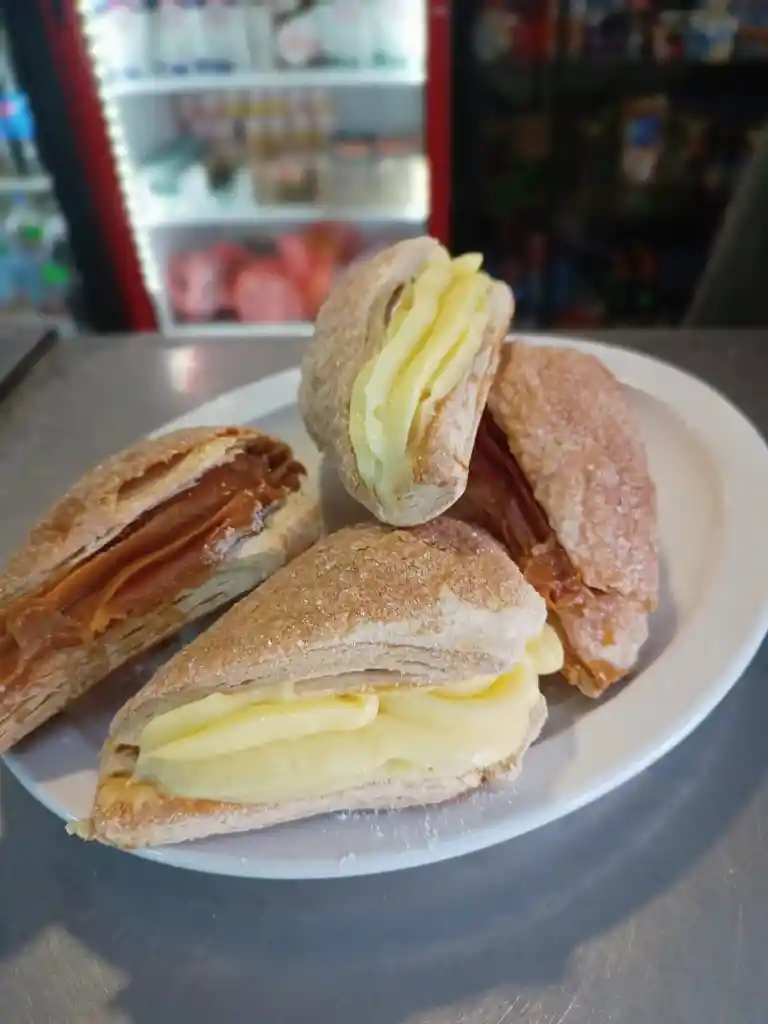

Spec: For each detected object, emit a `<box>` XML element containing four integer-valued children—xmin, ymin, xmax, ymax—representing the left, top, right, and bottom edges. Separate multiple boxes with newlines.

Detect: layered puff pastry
<box><xmin>299</xmin><ymin>237</ymin><xmax>515</xmax><ymax>526</ymax></box>
<box><xmin>72</xmin><ymin>518</ymin><xmax>563</xmax><ymax>848</ymax></box>
<box><xmin>459</xmin><ymin>343</ymin><xmax>659</xmax><ymax>696</ymax></box>
<box><xmin>0</xmin><ymin>426</ymin><xmax>321</xmax><ymax>752</ymax></box>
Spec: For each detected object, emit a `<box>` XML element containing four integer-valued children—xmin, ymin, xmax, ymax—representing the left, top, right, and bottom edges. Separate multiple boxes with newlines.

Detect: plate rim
<box><xmin>5</xmin><ymin>333</ymin><xmax>768</xmax><ymax>879</ymax></box>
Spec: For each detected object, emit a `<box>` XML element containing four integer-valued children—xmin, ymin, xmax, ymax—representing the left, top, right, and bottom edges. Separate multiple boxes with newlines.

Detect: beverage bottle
<box><xmin>0</xmin><ymin>198</ymin><xmax>16</xmax><ymax>311</ymax></box>
<box><xmin>369</xmin><ymin>0</ymin><xmax>419</xmax><ymax>67</ymax></box>
<box><xmin>154</xmin><ymin>0</ymin><xmax>197</xmax><ymax>75</ymax></box>
<box><xmin>199</xmin><ymin>0</ymin><xmax>252</xmax><ymax>72</ymax></box>
<box><xmin>244</xmin><ymin>89</ymin><xmax>269</xmax><ymax>201</ymax></box>
<box><xmin>262</xmin><ymin>90</ymin><xmax>286</xmax><ymax>158</ymax></box>
<box><xmin>244</xmin><ymin>89</ymin><xmax>267</xmax><ymax>158</ymax></box>
<box><xmin>131</xmin><ymin>0</ymin><xmax>156</xmax><ymax>76</ymax></box>
<box><xmin>314</xmin><ymin>0</ymin><xmax>335</xmax><ymax>63</ymax></box>
<box><xmin>274</xmin><ymin>3</ymin><xmax>321</xmax><ymax>66</ymax></box>
<box><xmin>308</xmin><ymin>88</ymin><xmax>333</xmax><ymax>199</ymax></box>
<box><xmin>97</xmin><ymin>0</ymin><xmax>153</xmax><ymax>79</ymax></box>
<box><xmin>328</xmin><ymin>0</ymin><xmax>374</xmax><ymax>67</ymax></box>
<box><xmin>228</xmin><ymin>0</ymin><xmax>262</xmax><ymax>69</ymax></box>
<box><xmin>40</xmin><ymin>261</ymin><xmax>71</xmax><ymax>315</ymax></box>
<box><xmin>0</xmin><ymin>100</ymin><xmax>12</xmax><ymax>177</ymax></box>
<box><xmin>0</xmin><ymin>27</ymin><xmax>41</xmax><ymax>176</ymax></box>
<box><xmin>245</xmin><ymin>0</ymin><xmax>275</xmax><ymax>69</ymax></box>
<box><xmin>0</xmin><ymin>31</ymin><xmax>17</xmax><ymax>176</ymax></box>
<box><xmin>6</xmin><ymin>92</ymin><xmax>42</xmax><ymax>177</ymax></box>
<box><xmin>6</xmin><ymin>197</ymin><xmax>44</xmax><ymax>311</ymax></box>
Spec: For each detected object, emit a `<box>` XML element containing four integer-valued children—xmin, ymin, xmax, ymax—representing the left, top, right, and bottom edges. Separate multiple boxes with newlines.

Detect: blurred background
<box><xmin>1</xmin><ymin>0</ymin><xmax>766</xmax><ymax>336</ymax></box>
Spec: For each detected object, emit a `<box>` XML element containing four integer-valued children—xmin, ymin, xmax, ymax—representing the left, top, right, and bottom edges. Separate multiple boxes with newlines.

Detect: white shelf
<box><xmin>106</xmin><ymin>67</ymin><xmax>425</xmax><ymax>98</ymax></box>
<box><xmin>161</xmin><ymin>320</ymin><xmax>314</xmax><ymax>340</ymax></box>
<box><xmin>132</xmin><ymin>162</ymin><xmax>429</xmax><ymax>230</ymax></box>
<box><xmin>0</xmin><ymin>176</ymin><xmax>52</xmax><ymax>195</ymax></box>
<box><xmin>137</xmin><ymin>198</ymin><xmax>427</xmax><ymax>230</ymax></box>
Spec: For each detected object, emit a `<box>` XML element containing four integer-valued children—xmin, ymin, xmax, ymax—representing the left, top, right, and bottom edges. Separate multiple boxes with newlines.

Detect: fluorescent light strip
<box><xmin>75</xmin><ymin>2</ymin><xmax>161</xmax><ymax>296</ymax></box>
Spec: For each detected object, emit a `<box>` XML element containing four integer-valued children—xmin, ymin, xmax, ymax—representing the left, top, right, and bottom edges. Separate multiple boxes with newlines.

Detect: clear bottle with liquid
<box><xmin>245</xmin><ymin>0</ymin><xmax>275</xmax><ymax>69</ymax></box>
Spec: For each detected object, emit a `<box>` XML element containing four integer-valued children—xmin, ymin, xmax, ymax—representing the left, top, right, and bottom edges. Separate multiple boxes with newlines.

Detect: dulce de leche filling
<box><xmin>466</xmin><ymin>414</ymin><xmax>623</xmax><ymax>688</ymax></box>
<box><xmin>468</xmin><ymin>413</ymin><xmax>579</xmax><ymax>602</ymax></box>
<box><xmin>0</xmin><ymin>439</ymin><xmax>304</xmax><ymax>693</ymax></box>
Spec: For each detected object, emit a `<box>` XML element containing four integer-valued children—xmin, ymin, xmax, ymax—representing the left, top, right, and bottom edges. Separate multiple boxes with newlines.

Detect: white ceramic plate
<box><xmin>5</xmin><ymin>335</ymin><xmax>768</xmax><ymax>879</ymax></box>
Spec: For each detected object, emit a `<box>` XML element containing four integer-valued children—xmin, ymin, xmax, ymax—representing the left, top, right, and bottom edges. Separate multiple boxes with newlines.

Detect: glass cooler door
<box><xmin>78</xmin><ymin>0</ymin><xmax>432</xmax><ymax>337</ymax></box>
<box><xmin>456</xmin><ymin>0</ymin><xmax>768</xmax><ymax>329</ymax></box>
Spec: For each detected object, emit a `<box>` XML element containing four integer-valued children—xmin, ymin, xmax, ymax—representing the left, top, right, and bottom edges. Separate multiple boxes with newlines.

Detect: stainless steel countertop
<box><xmin>1</xmin><ymin>330</ymin><xmax>767</xmax><ymax>1024</ymax></box>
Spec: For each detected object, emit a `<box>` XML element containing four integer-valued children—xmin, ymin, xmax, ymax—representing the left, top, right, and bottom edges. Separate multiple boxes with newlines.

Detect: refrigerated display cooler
<box><xmin>453</xmin><ymin>0</ymin><xmax>768</xmax><ymax>329</ymax></box>
<box><xmin>0</xmin><ymin>15</ymin><xmax>79</xmax><ymax>333</ymax></box>
<box><xmin>11</xmin><ymin>0</ymin><xmax>449</xmax><ymax>339</ymax></box>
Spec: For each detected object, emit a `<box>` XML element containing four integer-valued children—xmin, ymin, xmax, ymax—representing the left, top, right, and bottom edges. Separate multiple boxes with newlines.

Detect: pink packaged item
<box><xmin>167</xmin><ymin>250</ymin><xmax>222</xmax><ymax>321</ymax></box>
<box><xmin>229</xmin><ymin>258</ymin><xmax>305</xmax><ymax>322</ymax></box>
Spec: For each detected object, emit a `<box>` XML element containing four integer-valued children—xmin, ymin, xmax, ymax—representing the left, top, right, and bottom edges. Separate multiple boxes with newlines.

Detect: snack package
<box><xmin>733</xmin><ymin>0</ymin><xmax>768</xmax><ymax>57</ymax></box>
<box><xmin>228</xmin><ymin>258</ymin><xmax>306</xmax><ymax>322</ymax></box>
<box><xmin>621</xmin><ymin>96</ymin><xmax>668</xmax><ymax>185</ymax></box>
<box><xmin>686</xmin><ymin>0</ymin><xmax>739</xmax><ymax>60</ymax></box>
<box><xmin>167</xmin><ymin>250</ymin><xmax>223</xmax><ymax>322</ymax></box>
<box><xmin>581</xmin><ymin>0</ymin><xmax>632</xmax><ymax>57</ymax></box>
<box><xmin>654</xmin><ymin>10</ymin><xmax>690</xmax><ymax>61</ymax></box>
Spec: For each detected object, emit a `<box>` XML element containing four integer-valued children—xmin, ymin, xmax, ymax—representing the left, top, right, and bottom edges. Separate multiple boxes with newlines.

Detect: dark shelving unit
<box><xmin>451</xmin><ymin>0</ymin><xmax>768</xmax><ymax>328</ymax></box>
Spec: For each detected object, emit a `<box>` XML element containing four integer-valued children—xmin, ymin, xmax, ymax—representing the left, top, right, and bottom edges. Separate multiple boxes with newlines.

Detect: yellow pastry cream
<box><xmin>348</xmin><ymin>247</ymin><xmax>494</xmax><ymax>503</ymax></box>
<box><xmin>132</xmin><ymin>625</ymin><xmax>564</xmax><ymax>805</ymax></box>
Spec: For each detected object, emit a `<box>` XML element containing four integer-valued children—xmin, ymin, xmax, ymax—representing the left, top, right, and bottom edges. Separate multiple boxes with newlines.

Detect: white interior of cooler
<box><xmin>113</xmin><ymin>86</ymin><xmax>427</xmax><ymax>331</ymax></box>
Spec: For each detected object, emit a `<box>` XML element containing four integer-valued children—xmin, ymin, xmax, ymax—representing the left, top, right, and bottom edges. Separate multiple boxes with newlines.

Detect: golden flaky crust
<box><xmin>81</xmin><ymin>696</ymin><xmax>547</xmax><ymax>848</ymax></box>
<box><xmin>105</xmin><ymin>517</ymin><xmax>546</xmax><ymax>747</ymax></box>
<box><xmin>0</xmin><ymin>489</ymin><xmax>323</xmax><ymax>754</ymax></box>
<box><xmin>555</xmin><ymin>588</ymin><xmax>650</xmax><ymax>697</ymax></box>
<box><xmin>81</xmin><ymin>521</ymin><xmax>547</xmax><ymax>848</ymax></box>
<box><xmin>298</xmin><ymin>237</ymin><xmax>513</xmax><ymax>526</ymax></box>
<box><xmin>488</xmin><ymin>343</ymin><xmax>659</xmax><ymax>606</ymax></box>
<box><xmin>0</xmin><ymin>427</ymin><xmax>323</xmax><ymax>753</ymax></box>
<box><xmin>0</xmin><ymin>427</ymin><xmax>265</xmax><ymax>609</ymax></box>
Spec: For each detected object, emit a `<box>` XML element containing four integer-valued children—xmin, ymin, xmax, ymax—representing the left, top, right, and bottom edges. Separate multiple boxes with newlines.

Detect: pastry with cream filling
<box><xmin>72</xmin><ymin>518</ymin><xmax>562</xmax><ymax>848</ymax></box>
<box><xmin>299</xmin><ymin>237</ymin><xmax>514</xmax><ymax>526</ymax></box>
<box><xmin>0</xmin><ymin>426</ymin><xmax>322</xmax><ymax>752</ymax></box>
<box><xmin>458</xmin><ymin>342</ymin><xmax>659</xmax><ymax>697</ymax></box>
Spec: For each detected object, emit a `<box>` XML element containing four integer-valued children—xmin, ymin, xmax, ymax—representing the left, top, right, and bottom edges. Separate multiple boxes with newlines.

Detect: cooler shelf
<box><xmin>0</xmin><ymin>175</ymin><xmax>52</xmax><ymax>194</ymax></box>
<box><xmin>106</xmin><ymin>68</ymin><xmax>425</xmax><ymax>98</ymax></box>
<box><xmin>158</xmin><ymin>319</ymin><xmax>315</xmax><ymax>340</ymax></box>
<box><xmin>131</xmin><ymin>161</ymin><xmax>429</xmax><ymax>229</ymax></box>
<box><xmin>138</xmin><ymin>202</ymin><xmax>428</xmax><ymax>230</ymax></box>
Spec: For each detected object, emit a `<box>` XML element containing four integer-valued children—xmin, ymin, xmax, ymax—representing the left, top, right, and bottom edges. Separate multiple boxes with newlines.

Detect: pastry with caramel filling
<box><xmin>299</xmin><ymin>237</ymin><xmax>514</xmax><ymax>526</ymax></box>
<box><xmin>70</xmin><ymin>518</ymin><xmax>563</xmax><ymax>849</ymax></box>
<box><xmin>459</xmin><ymin>343</ymin><xmax>659</xmax><ymax>697</ymax></box>
<box><xmin>0</xmin><ymin>426</ymin><xmax>322</xmax><ymax>752</ymax></box>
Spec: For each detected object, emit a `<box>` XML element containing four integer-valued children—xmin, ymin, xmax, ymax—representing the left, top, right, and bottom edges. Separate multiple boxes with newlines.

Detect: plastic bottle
<box><xmin>0</xmin><ymin>199</ymin><xmax>17</xmax><ymax>310</ymax></box>
<box><xmin>40</xmin><ymin>261</ymin><xmax>71</xmax><ymax>314</ymax></box>
<box><xmin>97</xmin><ymin>0</ymin><xmax>153</xmax><ymax>80</ymax></box>
<box><xmin>274</xmin><ymin>4</ymin><xmax>321</xmax><ymax>67</ymax></box>
<box><xmin>369</xmin><ymin>0</ymin><xmax>421</xmax><ymax>67</ymax></box>
<box><xmin>327</xmin><ymin>0</ymin><xmax>374</xmax><ymax>67</ymax></box>
<box><xmin>0</xmin><ymin>27</ymin><xmax>41</xmax><ymax>176</ymax></box>
<box><xmin>198</xmin><ymin>0</ymin><xmax>253</xmax><ymax>72</ymax></box>
<box><xmin>6</xmin><ymin>91</ymin><xmax>42</xmax><ymax>177</ymax></box>
<box><xmin>245</xmin><ymin>0</ymin><xmax>275</xmax><ymax>69</ymax></box>
<box><xmin>6</xmin><ymin>198</ymin><xmax>45</xmax><ymax>311</ymax></box>
<box><xmin>154</xmin><ymin>0</ymin><xmax>197</xmax><ymax>75</ymax></box>
<box><xmin>0</xmin><ymin>31</ymin><xmax>17</xmax><ymax>176</ymax></box>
